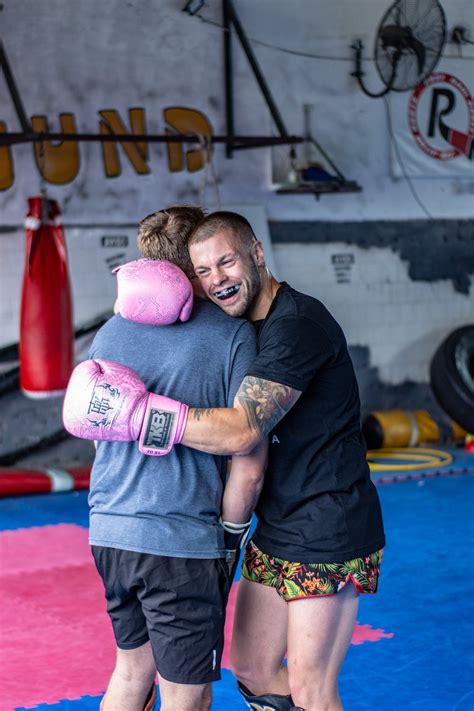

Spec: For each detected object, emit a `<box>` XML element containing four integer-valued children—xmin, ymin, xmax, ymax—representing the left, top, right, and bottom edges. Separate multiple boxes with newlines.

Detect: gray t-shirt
<box><xmin>88</xmin><ymin>298</ymin><xmax>256</xmax><ymax>559</ymax></box>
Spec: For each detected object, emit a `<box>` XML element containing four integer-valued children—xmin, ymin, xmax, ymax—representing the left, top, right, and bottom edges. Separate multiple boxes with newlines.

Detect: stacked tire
<box><xmin>430</xmin><ymin>326</ymin><xmax>474</xmax><ymax>434</ymax></box>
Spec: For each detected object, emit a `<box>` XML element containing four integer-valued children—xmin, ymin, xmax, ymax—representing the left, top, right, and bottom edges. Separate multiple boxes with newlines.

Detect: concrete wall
<box><xmin>270</xmin><ymin>221</ymin><xmax>473</xmax><ymax>415</ymax></box>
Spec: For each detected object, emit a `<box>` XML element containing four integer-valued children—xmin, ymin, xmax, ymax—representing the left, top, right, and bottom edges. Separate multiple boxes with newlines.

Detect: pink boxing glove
<box><xmin>62</xmin><ymin>359</ymin><xmax>189</xmax><ymax>456</ymax></box>
<box><xmin>113</xmin><ymin>259</ymin><xmax>193</xmax><ymax>326</ymax></box>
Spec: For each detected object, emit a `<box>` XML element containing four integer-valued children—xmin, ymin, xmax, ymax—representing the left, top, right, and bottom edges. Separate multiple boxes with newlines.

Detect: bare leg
<box><xmin>102</xmin><ymin>641</ymin><xmax>156</xmax><ymax>711</ymax></box>
<box><xmin>287</xmin><ymin>582</ymin><xmax>359</xmax><ymax>711</ymax></box>
<box><xmin>158</xmin><ymin>675</ymin><xmax>212</xmax><ymax>711</ymax></box>
<box><xmin>230</xmin><ymin>577</ymin><xmax>289</xmax><ymax>696</ymax></box>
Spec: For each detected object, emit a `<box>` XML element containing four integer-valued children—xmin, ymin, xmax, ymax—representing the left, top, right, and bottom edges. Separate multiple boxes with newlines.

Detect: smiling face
<box><xmin>189</xmin><ymin>229</ymin><xmax>263</xmax><ymax>318</ymax></box>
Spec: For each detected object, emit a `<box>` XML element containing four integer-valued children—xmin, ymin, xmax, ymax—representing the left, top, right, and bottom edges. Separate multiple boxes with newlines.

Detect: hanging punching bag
<box><xmin>19</xmin><ymin>196</ymin><xmax>74</xmax><ymax>398</ymax></box>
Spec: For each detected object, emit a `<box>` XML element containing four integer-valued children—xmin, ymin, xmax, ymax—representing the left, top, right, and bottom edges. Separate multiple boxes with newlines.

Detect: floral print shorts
<box><xmin>242</xmin><ymin>540</ymin><xmax>383</xmax><ymax>602</ymax></box>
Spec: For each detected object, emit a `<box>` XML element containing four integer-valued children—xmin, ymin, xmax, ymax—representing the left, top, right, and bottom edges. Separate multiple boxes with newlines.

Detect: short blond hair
<box><xmin>137</xmin><ymin>206</ymin><xmax>205</xmax><ymax>278</ymax></box>
<box><xmin>188</xmin><ymin>211</ymin><xmax>257</xmax><ymax>253</ymax></box>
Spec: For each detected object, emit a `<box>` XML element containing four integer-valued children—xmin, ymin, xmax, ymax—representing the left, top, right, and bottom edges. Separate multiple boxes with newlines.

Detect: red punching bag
<box><xmin>19</xmin><ymin>196</ymin><xmax>74</xmax><ymax>398</ymax></box>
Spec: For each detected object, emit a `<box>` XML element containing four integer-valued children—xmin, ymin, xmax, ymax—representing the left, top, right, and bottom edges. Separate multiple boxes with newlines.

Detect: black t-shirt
<box><xmin>248</xmin><ymin>282</ymin><xmax>385</xmax><ymax>563</ymax></box>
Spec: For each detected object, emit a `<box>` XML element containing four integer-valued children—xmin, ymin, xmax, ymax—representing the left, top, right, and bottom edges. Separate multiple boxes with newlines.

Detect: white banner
<box><xmin>389</xmin><ymin>60</ymin><xmax>473</xmax><ymax>178</ymax></box>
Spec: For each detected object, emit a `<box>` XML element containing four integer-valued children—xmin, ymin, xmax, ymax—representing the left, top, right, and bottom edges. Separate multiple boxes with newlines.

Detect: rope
<box><xmin>197</xmin><ymin>133</ymin><xmax>221</xmax><ymax>209</ymax></box>
<box><xmin>367</xmin><ymin>447</ymin><xmax>453</xmax><ymax>471</ymax></box>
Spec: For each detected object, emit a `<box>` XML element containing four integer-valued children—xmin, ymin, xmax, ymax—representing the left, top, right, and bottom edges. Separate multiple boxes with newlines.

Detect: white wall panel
<box><xmin>273</xmin><ymin>242</ymin><xmax>473</xmax><ymax>384</ymax></box>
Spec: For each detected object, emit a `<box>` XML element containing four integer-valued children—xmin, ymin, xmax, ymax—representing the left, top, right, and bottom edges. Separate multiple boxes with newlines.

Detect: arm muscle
<box><xmin>181</xmin><ymin>376</ymin><xmax>301</xmax><ymax>455</ymax></box>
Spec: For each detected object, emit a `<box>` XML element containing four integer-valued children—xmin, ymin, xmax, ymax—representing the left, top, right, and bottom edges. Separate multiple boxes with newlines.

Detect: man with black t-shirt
<box><xmin>181</xmin><ymin>212</ymin><xmax>386</xmax><ymax>711</ymax></box>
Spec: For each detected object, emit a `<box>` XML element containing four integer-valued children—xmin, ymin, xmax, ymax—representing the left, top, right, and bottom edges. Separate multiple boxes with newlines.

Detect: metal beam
<box><xmin>0</xmin><ymin>131</ymin><xmax>304</xmax><ymax>148</ymax></box>
<box><xmin>0</xmin><ymin>40</ymin><xmax>30</xmax><ymax>132</ymax></box>
<box><xmin>223</xmin><ymin>0</ymin><xmax>234</xmax><ymax>157</ymax></box>
<box><xmin>226</xmin><ymin>0</ymin><xmax>289</xmax><ymax>139</ymax></box>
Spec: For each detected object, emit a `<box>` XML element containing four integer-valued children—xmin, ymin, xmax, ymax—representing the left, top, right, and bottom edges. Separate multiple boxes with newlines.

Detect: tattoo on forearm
<box><xmin>237</xmin><ymin>376</ymin><xmax>299</xmax><ymax>437</ymax></box>
<box><xmin>192</xmin><ymin>408</ymin><xmax>216</xmax><ymax>421</ymax></box>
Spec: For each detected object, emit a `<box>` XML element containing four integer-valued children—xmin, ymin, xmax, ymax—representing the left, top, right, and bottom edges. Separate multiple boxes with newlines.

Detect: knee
<box><xmin>231</xmin><ymin>657</ymin><xmax>288</xmax><ymax>701</ymax></box>
<box><xmin>229</xmin><ymin>653</ymin><xmax>258</xmax><ymax>690</ymax></box>
<box><xmin>193</xmin><ymin>685</ymin><xmax>212</xmax><ymax>711</ymax></box>
<box><xmin>230</xmin><ymin>644</ymin><xmax>252</xmax><ymax>681</ymax></box>
<box><xmin>289</xmin><ymin>669</ymin><xmax>339</xmax><ymax>711</ymax></box>
<box><xmin>203</xmin><ymin>686</ymin><xmax>213</xmax><ymax>710</ymax></box>
<box><xmin>231</xmin><ymin>646</ymin><xmax>276</xmax><ymax>692</ymax></box>
<box><xmin>161</xmin><ymin>684</ymin><xmax>211</xmax><ymax>711</ymax></box>
<box><xmin>115</xmin><ymin>645</ymin><xmax>156</xmax><ymax>683</ymax></box>
<box><xmin>288</xmin><ymin>674</ymin><xmax>311</xmax><ymax>710</ymax></box>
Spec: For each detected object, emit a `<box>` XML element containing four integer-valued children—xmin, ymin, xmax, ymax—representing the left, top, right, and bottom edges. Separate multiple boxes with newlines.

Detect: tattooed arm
<box><xmin>181</xmin><ymin>376</ymin><xmax>302</xmax><ymax>456</ymax></box>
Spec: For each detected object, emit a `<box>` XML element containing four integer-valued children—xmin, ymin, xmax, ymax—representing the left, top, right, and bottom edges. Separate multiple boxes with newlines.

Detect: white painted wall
<box><xmin>273</xmin><ymin>242</ymin><xmax>473</xmax><ymax>384</ymax></box>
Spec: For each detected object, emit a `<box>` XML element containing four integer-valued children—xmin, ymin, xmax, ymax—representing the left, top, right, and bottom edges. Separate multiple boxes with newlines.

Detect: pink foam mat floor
<box><xmin>0</xmin><ymin>524</ymin><xmax>394</xmax><ymax>710</ymax></box>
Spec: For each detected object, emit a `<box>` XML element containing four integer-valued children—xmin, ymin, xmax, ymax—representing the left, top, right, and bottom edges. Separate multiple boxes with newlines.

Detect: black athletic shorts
<box><xmin>91</xmin><ymin>546</ymin><xmax>230</xmax><ymax>684</ymax></box>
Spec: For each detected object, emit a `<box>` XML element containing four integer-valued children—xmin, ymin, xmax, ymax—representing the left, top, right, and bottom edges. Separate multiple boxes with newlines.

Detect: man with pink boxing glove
<box><xmin>64</xmin><ymin>207</ymin><xmax>266</xmax><ymax>711</ymax></box>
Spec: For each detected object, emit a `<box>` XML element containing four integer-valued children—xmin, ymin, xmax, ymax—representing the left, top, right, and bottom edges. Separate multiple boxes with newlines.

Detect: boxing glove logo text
<box><xmin>87</xmin><ymin>383</ymin><xmax>120</xmax><ymax>428</ymax></box>
<box><xmin>144</xmin><ymin>408</ymin><xmax>174</xmax><ymax>449</ymax></box>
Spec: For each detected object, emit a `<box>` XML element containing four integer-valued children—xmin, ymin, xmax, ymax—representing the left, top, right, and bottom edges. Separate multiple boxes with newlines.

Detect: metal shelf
<box><xmin>275</xmin><ymin>180</ymin><xmax>362</xmax><ymax>197</ymax></box>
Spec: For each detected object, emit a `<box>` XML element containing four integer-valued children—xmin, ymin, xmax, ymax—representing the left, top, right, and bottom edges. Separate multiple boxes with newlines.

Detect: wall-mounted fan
<box><xmin>352</xmin><ymin>0</ymin><xmax>446</xmax><ymax>97</ymax></box>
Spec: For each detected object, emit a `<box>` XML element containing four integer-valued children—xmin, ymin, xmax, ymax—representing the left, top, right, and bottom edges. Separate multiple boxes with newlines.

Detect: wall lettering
<box><xmin>0</xmin><ymin>121</ymin><xmax>14</xmax><ymax>190</ymax></box>
<box><xmin>408</xmin><ymin>73</ymin><xmax>474</xmax><ymax>162</ymax></box>
<box><xmin>0</xmin><ymin>106</ymin><xmax>214</xmax><ymax>190</ymax></box>
<box><xmin>164</xmin><ymin>107</ymin><xmax>213</xmax><ymax>172</ymax></box>
<box><xmin>99</xmin><ymin>108</ymin><xmax>150</xmax><ymax>177</ymax></box>
<box><xmin>31</xmin><ymin>113</ymin><xmax>80</xmax><ymax>184</ymax></box>
<box><xmin>331</xmin><ymin>253</ymin><xmax>355</xmax><ymax>284</ymax></box>
<box><xmin>101</xmin><ymin>235</ymin><xmax>130</xmax><ymax>248</ymax></box>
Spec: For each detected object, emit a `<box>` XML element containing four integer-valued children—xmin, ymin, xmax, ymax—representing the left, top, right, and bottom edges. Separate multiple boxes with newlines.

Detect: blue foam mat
<box><xmin>14</xmin><ymin>670</ymin><xmax>242</xmax><ymax>711</ymax></box>
<box><xmin>0</xmin><ymin>490</ymin><xmax>89</xmax><ymax>531</ymax></box>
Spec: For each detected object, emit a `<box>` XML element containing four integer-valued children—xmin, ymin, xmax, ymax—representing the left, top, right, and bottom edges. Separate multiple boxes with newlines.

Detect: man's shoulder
<box><xmin>91</xmin><ymin>313</ymin><xmax>122</xmax><ymax>343</ymax></box>
<box><xmin>271</xmin><ymin>283</ymin><xmax>335</xmax><ymax>326</ymax></box>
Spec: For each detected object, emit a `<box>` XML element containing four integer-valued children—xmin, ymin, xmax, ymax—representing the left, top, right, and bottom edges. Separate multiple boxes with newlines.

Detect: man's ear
<box><xmin>253</xmin><ymin>240</ymin><xmax>265</xmax><ymax>268</ymax></box>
